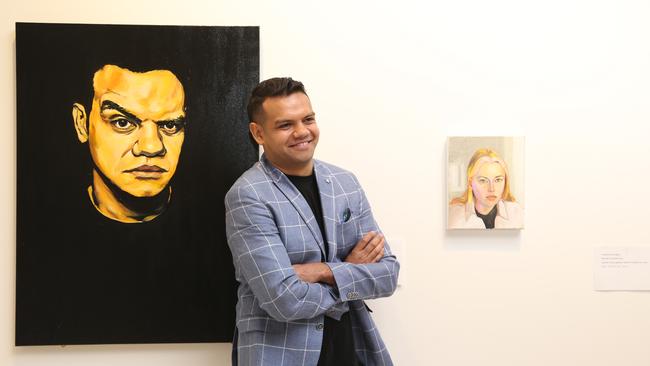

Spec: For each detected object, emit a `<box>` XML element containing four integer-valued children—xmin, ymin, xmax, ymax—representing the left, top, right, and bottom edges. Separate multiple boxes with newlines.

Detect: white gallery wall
<box><xmin>2</xmin><ymin>1</ymin><xmax>650</xmax><ymax>365</ymax></box>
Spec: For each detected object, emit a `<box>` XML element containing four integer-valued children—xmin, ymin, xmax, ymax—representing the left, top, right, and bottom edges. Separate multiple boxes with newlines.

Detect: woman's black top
<box><xmin>476</xmin><ymin>204</ymin><xmax>498</xmax><ymax>229</ymax></box>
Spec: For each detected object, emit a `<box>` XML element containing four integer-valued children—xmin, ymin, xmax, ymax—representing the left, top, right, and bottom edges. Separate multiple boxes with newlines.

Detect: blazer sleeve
<box><xmin>326</xmin><ymin>178</ymin><xmax>400</xmax><ymax>302</ymax></box>
<box><xmin>225</xmin><ymin>180</ymin><xmax>341</xmax><ymax>322</ymax></box>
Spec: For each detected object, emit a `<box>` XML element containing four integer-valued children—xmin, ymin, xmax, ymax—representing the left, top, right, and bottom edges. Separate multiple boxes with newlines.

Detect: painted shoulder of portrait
<box><xmin>496</xmin><ymin>200</ymin><xmax>524</xmax><ymax>229</ymax></box>
<box><xmin>448</xmin><ymin>203</ymin><xmax>483</xmax><ymax>229</ymax></box>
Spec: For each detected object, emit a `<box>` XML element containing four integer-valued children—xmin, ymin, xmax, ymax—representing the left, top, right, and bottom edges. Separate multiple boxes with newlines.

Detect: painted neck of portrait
<box><xmin>73</xmin><ymin>64</ymin><xmax>186</xmax><ymax>223</ymax></box>
<box><xmin>88</xmin><ymin>170</ymin><xmax>171</xmax><ymax>223</ymax></box>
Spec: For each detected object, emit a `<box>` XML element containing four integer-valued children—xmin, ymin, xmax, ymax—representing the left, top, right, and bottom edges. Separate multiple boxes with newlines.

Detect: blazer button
<box><xmin>315</xmin><ymin>323</ymin><xmax>324</xmax><ymax>331</ymax></box>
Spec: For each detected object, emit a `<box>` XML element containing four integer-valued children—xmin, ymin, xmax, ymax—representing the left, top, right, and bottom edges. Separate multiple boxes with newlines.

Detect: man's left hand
<box><xmin>293</xmin><ymin>263</ymin><xmax>335</xmax><ymax>285</ymax></box>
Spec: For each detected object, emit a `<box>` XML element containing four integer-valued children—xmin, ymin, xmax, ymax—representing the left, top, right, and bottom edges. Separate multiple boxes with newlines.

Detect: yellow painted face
<box><xmin>88</xmin><ymin>65</ymin><xmax>185</xmax><ymax>197</ymax></box>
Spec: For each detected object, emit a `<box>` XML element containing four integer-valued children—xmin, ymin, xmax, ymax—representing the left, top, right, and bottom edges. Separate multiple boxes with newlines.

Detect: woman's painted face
<box><xmin>470</xmin><ymin>162</ymin><xmax>506</xmax><ymax>210</ymax></box>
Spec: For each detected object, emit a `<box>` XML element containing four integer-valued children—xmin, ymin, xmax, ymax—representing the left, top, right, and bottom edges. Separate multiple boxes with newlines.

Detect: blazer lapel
<box><xmin>314</xmin><ymin>161</ymin><xmax>336</xmax><ymax>262</ymax></box>
<box><xmin>260</xmin><ymin>155</ymin><xmax>326</xmax><ymax>258</ymax></box>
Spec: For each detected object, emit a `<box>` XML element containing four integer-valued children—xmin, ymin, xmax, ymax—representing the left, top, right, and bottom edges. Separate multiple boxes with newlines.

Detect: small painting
<box><xmin>447</xmin><ymin>136</ymin><xmax>524</xmax><ymax>230</ymax></box>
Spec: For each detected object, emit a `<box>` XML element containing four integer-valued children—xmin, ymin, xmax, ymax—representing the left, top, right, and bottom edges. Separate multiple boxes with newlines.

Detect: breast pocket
<box><xmin>335</xmin><ymin>206</ymin><xmax>360</xmax><ymax>257</ymax></box>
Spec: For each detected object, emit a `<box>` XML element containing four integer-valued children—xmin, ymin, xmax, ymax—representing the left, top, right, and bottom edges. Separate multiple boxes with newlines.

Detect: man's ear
<box><xmin>72</xmin><ymin>103</ymin><xmax>89</xmax><ymax>143</ymax></box>
<box><xmin>249</xmin><ymin>122</ymin><xmax>264</xmax><ymax>145</ymax></box>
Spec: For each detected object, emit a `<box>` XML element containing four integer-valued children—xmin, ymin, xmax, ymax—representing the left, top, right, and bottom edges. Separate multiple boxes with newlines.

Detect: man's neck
<box><xmin>270</xmin><ymin>159</ymin><xmax>314</xmax><ymax>177</ymax></box>
<box><xmin>89</xmin><ymin>170</ymin><xmax>170</xmax><ymax>223</ymax></box>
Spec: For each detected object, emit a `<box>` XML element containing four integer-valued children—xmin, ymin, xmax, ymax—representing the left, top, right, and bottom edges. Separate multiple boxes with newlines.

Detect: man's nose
<box><xmin>293</xmin><ymin>122</ymin><xmax>309</xmax><ymax>139</ymax></box>
<box><xmin>488</xmin><ymin>181</ymin><xmax>495</xmax><ymax>192</ymax></box>
<box><xmin>133</xmin><ymin>121</ymin><xmax>166</xmax><ymax>157</ymax></box>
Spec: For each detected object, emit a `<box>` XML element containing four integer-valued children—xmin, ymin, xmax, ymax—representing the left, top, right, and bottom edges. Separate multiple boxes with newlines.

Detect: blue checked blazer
<box><xmin>225</xmin><ymin>154</ymin><xmax>400</xmax><ymax>366</ymax></box>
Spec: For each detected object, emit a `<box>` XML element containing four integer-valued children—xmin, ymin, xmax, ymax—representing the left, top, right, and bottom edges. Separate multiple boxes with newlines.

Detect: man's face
<box><xmin>251</xmin><ymin>92</ymin><xmax>319</xmax><ymax>175</ymax></box>
<box><xmin>87</xmin><ymin>65</ymin><xmax>185</xmax><ymax>197</ymax></box>
<box><xmin>471</xmin><ymin>162</ymin><xmax>506</xmax><ymax>210</ymax></box>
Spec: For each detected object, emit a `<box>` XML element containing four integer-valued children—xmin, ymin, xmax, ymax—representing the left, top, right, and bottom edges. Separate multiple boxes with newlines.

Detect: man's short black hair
<box><xmin>247</xmin><ymin>77</ymin><xmax>307</xmax><ymax>123</ymax></box>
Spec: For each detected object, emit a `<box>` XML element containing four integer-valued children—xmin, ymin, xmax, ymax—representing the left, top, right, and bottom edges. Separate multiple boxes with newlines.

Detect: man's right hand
<box><xmin>344</xmin><ymin>231</ymin><xmax>385</xmax><ymax>264</ymax></box>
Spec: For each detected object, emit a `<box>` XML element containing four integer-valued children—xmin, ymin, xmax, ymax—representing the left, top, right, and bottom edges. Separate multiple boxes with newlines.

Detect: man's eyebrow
<box><xmin>101</xmin><ymin>100</ymin><xmax>141</xmax><ymax>123</ymax></box>
<box><xmin>156</xmin><ymin>116</ymin><xmax>186</xmax><ymax>126</ymax></box>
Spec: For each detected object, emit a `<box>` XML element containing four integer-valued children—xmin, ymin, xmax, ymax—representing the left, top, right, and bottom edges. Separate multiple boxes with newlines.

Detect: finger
<box><xmin>362</xmin><ymin>233</ymin><xmax>382</xmax><ymax>255</ymax></box>
<box><xmin>292</xmin><ymin>264</ymin><xmax>305</xmax><ymax>280</ymax></box>
<box><xmin>362</xmin><ymin>234</ymin><xmax>383</xmax><ymax>258</ymax></box>
<box><xmin>369</xmin><ymin>237</ymin><xmax>385</xmax><ymax>261</ymax></box>
<box><xmin>355</xmin><ymin>231</ymin><xmax>376</xmax><ymax>251</ymax></box>
<box><xmin>371</xmin><ymin>239</ymin><xmax>385</xmax><ymax>262</ymax></box>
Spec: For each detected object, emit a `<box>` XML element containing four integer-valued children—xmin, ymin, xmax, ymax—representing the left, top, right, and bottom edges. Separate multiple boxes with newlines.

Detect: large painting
<box><xmin>447</xmin><ymin>136</ymin><xmax>525</xmax><ymax>230</ymax></box>
<box><xmin>15</xmin><ymin>23</ymin><xmax>259</xmax><ymax>345</ymax></box>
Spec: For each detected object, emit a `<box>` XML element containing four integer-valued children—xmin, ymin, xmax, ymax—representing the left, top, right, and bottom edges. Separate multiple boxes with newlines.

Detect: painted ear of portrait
<box><xmin>447</xmin><ymin>136</ymin><xmax>525</xmax><ymax>230</ymax></box>
<box><xmin>16</xmin><ymin>23</ymin><xmax>259</xmax><ymax>346</ymax></box>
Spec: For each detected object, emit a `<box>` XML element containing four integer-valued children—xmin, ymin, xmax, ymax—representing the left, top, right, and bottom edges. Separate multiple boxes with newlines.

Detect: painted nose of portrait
<box><xmin>133</xmin><ymin>121</ymin><xmax>166</xmax><ymax>157</ymax></box>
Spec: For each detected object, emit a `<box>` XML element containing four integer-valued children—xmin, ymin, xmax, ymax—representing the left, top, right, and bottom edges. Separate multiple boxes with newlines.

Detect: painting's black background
<box><xmin>15</xmin><ymin>23</ymin><xmax>259</xmax><ymax>345</ymax></box>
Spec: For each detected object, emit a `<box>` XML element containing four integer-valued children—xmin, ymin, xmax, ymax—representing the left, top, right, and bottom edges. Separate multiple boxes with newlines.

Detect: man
<box><xmin>72</xmin><ymin>64</ymin><xmax>186</xmax><ymax>223</ymax></box>
<box><xmin>226</xmin><ymin>77</ymin><xmax>399</xmax><ymax>365</ymax></box>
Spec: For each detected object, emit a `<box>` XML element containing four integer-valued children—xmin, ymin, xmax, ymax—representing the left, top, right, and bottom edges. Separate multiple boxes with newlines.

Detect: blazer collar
<box><xmin>313</xmin><ymin>160</ymin><xmax>336</xmax><ymax>261</ymax></box>
<box><xmin>260</xmin><ymin>154</ymin><xmax>285</xmax><ymax>183</ymax></box>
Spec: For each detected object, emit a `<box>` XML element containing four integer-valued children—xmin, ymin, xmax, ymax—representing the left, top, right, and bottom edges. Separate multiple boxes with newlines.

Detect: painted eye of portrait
<box><xmin>72</xmin><ymin>64</ymin><xmax>186</xmax><ymax>224</ymax></box>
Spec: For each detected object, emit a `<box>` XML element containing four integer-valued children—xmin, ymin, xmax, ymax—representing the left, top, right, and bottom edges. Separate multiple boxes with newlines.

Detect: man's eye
<box><xmin>111</xmin><ymin>119</ymin><xmax>135</xmax><ymax>132</ymax></box>
<box><xmin>495</xmin><ymin>177</ymin><xmax>504</xmax><ymax>183</ymax></box>
<box><xmin>160</xmin><ymin>121</ymin><xmax>182</xmax><ymax>134</ymax></box>
<box><xmin>278</xmin><ymin>124</ymin><xmax>290</xmax><ymax>130</ymax></box>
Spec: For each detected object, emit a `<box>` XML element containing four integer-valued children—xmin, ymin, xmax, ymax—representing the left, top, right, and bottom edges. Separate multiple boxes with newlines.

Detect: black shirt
<box><xmin>286</xmin><ymin>173</ymin><xmax>360</xmax><ymax>366</ymax></box>
<box><xmin>476</xmin><ymin>205</ymin><xmax>498</xmax><ymax>229</ymax></box>
<box><xmin>287</xmin><ymin>174</ymin><xmax>328</xmax><ymax>259</ymax></box>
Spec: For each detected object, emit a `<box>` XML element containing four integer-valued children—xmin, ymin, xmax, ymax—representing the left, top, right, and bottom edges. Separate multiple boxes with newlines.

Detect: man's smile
<box><xmin>289</xmin><ymin>139</ymin><xmax>312</xmax><ymax>150</ymax></box>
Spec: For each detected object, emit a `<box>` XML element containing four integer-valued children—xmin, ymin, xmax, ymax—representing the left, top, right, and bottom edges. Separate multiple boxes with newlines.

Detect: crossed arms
<box><xmin>225</xmin><ymin>179</ymin><xmax>399</xmax><ymax>322</ymax></box>
<box><xmin>292</xmin><ymin>231</ymin><xmax>386</xmax><ymax>285</ymax></box>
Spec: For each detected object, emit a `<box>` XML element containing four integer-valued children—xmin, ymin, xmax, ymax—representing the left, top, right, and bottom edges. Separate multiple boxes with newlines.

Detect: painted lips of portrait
<box><xmin>124</xmin><ymin>164</ymin><xmax>168</xmax><ymax>180</ymax></box>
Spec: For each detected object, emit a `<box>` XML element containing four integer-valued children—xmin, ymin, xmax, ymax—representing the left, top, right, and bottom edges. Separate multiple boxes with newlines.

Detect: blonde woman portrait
<box><xmin>448</xmin><ymin>147</ymin><xmax>523</xmax><ymax>229</ymax></box>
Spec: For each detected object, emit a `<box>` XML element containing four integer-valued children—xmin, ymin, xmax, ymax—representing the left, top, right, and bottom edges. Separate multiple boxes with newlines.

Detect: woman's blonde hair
<box><xmin>450</xmin><ymin>148</ymin><xmax>516</xmax><ymax>205</ymax></box>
